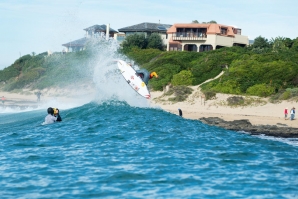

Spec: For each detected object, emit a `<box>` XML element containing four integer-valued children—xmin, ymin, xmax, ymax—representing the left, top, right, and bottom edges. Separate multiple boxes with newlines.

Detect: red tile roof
<box><xmin>167</xmin><ymin>23</ymin><xmax>236</xmax><ymax>37</ymax></box>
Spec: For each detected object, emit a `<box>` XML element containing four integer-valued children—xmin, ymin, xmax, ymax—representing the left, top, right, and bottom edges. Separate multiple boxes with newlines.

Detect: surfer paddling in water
<box><xmin>135</xmin><ymin>69</ymin><xmax>158</xmax><ymax>85</ymax></box>
<box><xmin>44</xmin><ymin>107</ymin><xmax>62</xmax><ymax>124</ymax></box>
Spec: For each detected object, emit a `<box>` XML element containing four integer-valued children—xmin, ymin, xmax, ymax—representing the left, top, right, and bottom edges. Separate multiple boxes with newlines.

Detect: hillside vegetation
<box><xmin>1</xmin><ymin>35</ymin><xmax>298</xmax><ymax>101</ymax></box>
<box><xmin>125</xmin><ymin>36</ymin><xmax>298</xmax><ymax>100</ymax></box>
<box><xmin>0</xmin><ymin>48</ymin><xmax>95</xmax><ymax>91</ymax></box>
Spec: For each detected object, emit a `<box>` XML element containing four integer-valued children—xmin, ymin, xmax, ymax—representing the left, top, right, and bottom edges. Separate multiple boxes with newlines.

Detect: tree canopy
<box><xmin>121</xmin><ymin>33</ymin><xmax>164</xmax><ymax>53</ymax></box>
<box><xmin>252</xmin><ymin>36</ymin><xmax>270</xmax><ymax>49</ymax></box>
<box><xmin>192</xmin><ymin>20</ymin><xmax>217</xmax><ymax>24</ymax></box>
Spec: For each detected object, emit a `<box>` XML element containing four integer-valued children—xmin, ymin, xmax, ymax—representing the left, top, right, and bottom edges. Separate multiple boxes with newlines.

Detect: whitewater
<box><xmin>0</xmin><ymin>38</ymin><xmax>297</xmax><ymax>198</ymax></box>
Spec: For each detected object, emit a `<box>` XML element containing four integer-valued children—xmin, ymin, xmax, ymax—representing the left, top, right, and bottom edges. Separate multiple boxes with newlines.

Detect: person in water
<box><xmin>135</xmin><ymin>69</ymin><xmax>158</xmax><ymax>85</ymax></box>
<box><xmin>178</xmin><ymin>108</ymin><xmax>183</xmax><ymax>117</ymax></box>
<box><xmin>1</xmin><ymin>96</ymin><xmax>5</xmax><ymax>105</ymax></box>
<box><xmin>53</xmin><ymin>108</ymin><xmax>62</xmax><ymax>122</ymax></box>
<box><xmin>44</xmin><ymin>107</ymin><xmax>57</xmax><ymax>124</ymax></box>
<box><xmin>44</xmin><ymin>107</ymin><xmax>62</xmax><ymax>124</ymax></box>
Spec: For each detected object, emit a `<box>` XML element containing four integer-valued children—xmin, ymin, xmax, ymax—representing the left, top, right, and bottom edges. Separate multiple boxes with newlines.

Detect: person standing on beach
<box><xmin>290</xmin><ymin>107</ymin><xmax>295</xmax><ymax>120</ymax></box>
<box><xmin>284</xmin><ymin>108</ymin><xmax>288</xmax><ymax>120</ymax></box>
<box><xmin>36</xmin><ymin>91</ymin><xmax>42</xmax><ymax>102</ymax></box>
<box><xmin>1</xmin><ymin>96</ymin><xmax>5</xmax><ymax>105</ymax></box>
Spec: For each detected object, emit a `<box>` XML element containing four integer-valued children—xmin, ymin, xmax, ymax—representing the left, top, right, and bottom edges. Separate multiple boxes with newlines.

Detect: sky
<box><xmin>0</xmin><ymin>0</ymin><xmax>297</xmax><ymax>69</ymax></box>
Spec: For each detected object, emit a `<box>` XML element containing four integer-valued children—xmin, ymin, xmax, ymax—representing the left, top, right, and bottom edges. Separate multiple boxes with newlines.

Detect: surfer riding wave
<box><xmin>135</xmin><ymin>69</ymin><xmax>158</xmax><ymax>85</ymax></box>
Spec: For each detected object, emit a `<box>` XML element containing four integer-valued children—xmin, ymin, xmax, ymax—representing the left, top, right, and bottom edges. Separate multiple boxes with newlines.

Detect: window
<box><xmin>233</xmin><ymin>28</ymin><xmax>242</xmax><ymax>35</ymax></box>
<box><xmin>199</xmin><ymin>45</ymin><xmax>213</xmax><ymax>52</ymax></box>
<box><xmin>220</xmin><ymin>28</ymin><xmax>227</xmax><ymax>35</ymax></box>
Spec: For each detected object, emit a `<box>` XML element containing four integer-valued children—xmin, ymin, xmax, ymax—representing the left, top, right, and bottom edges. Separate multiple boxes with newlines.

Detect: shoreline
<box><xmin>1</xmin><ymin>88</ymin><xmax>298</xmax><ymax>138</ymax></box>
<box><xmin>199</xmin><ymin>117</ymin><xmax>298</xmax><ymax>138</ymax></box>
<box><xmin>149</xmin><ymin>90</ymin><xmax>298</xmax><ymax>138</ymax></box>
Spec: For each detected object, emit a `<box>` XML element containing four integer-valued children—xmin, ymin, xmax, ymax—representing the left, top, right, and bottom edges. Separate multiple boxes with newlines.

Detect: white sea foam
<box><xmin>256</xmin><ymin>134</ymin><xmax>298</xmax><ymax>147</ymax></box>
<box><xmin>90</xmin><ymin>36</ymin><xmax>150</xmax><ymax>108</ymax></box>
<box><xmin>0</xmin><ymin>106</ymin><xmax>38</xmax><ymax>114</ymax></box>
<box><xmin>239</xmin><ymin>130</ymin><xmax>298</xmax><ymax>147</ymax></box>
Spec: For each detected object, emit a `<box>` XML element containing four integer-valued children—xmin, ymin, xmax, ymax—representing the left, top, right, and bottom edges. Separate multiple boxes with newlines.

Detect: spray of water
<box><xmin>89</xmin><ymin>36</ymin><xmax>150</xmax><ymax>108</ymax></box>
<box><xmin>0</xmin><ymin>35</ymin><xmax>151</xmax><ymax>114</ymax></box>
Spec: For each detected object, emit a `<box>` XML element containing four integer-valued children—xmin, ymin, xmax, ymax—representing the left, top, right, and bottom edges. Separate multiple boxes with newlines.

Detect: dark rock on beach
<box><xmin>199</xmin><ymin>117</ymin><xmax>298</xmax><ymax>138</ymax></box>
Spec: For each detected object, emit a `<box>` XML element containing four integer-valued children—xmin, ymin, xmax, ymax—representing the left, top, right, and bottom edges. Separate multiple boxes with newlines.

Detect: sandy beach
<box><xmin>150</xmin><ymin>89</ymin><xmax>298</xmax><ymax>128</ymax></box>
<box><xmin>1</xmin><ymin>86</ymin><xmax>298</xmax><ymax>129</ymax></box>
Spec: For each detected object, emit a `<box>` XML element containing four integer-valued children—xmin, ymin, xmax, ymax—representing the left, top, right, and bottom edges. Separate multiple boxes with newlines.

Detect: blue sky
<box><xmin>0</xmin><ymin>0</ymin><xmax>297</xmax><ymax>69</ymax></box>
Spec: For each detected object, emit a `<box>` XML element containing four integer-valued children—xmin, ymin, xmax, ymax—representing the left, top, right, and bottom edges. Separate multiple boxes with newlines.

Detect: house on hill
<box><xmin>166</xmin><ymin>23</ymin><xmax>249</xmax><ymax>52</ymax></box>
<box><xmin>62</xmin><ymin>24</ymin><xmax>118</xmax><ymax>52</ymax></box>
<box><xmin>118</xmin><ymin>22</ymin><xmax>172</xmax><ymax>45</ymax></box>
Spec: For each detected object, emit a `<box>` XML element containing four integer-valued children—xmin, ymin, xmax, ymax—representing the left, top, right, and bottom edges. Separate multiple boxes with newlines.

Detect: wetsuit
<box><xmin>178</xmin><ymin>109</ymin><xmax>183</xmax><ymax>117</ymax></box>
<box><xmin>56</xmin><ymin>114</ymin><xmax>62</xmax><ymax>122</ymax></box>
<box><xmin>54</xmin><ymin>108</ymin><xmax>62</xmax><ymax>122</ymax></box>
<box><xmin>136</xmin><ymin>69</ymin><xmax>150</xmax><ymax>85</ymax></box>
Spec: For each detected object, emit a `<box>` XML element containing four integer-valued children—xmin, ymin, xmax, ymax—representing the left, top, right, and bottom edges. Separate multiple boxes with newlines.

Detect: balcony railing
<box><xmin>172</xmin><ymin>32</ymin><xmax>207</xmax><ymax>41</ymax></box>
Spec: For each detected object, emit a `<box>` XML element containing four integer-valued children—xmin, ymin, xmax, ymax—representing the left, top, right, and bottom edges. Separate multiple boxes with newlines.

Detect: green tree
<box><xmin>284</xmin><ymin>37</ymin><xmax>293</xmax><ymax>48</ymax></box>
<box><xmin>253</xmin><ymin>36</ymin><xmax>270</xmax><ymax>49</ymax></box>
<box><xmin>291</xmin><ymin>37</ymin><xmax>298</xmax><ymax>51</ymax></box>
<box><xmin>147</xmin><ymin>33</ymin><xmax>163</xmax><ymax>50</ymax></box>
<box><xmin>121</xmin><ymin>33</ymin><xmax>147</xmax><ymax>53</ymax></box>
<box><xmin>192</xmin><ymin>20</ymin><xmax>199</xmax><ymax>23</ymax></box>
<box><xmin>270</xmin><ymin>37</ymin><xmax>293</xmax><ymax>52</ymax></box>
<box><xmin>208</xmin><ymin>20</ymin><xmax>217</xmax><ymax>24</ymax></box>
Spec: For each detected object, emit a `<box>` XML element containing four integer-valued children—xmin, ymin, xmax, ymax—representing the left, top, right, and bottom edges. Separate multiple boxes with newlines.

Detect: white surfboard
<box><xmin>117</xmin><ymin>60</ymin><xmax>151</xmax><ymax>99</ymax></box>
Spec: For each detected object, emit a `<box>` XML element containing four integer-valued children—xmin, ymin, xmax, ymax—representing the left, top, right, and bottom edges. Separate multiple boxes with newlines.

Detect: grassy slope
<box><xmin>1</xmin><ymin>45</ymin><xmax>298</xmax><ymax>99</ymax></box>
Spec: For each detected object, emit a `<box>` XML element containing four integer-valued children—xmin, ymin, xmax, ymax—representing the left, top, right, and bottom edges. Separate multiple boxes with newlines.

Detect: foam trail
<box><xmin>0</xmin><ymin>106</ymin><xmax>38</xmax><ymax>114</ymax></box>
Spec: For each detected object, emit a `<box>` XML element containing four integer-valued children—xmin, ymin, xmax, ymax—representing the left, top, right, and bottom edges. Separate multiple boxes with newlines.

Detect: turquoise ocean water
<box><xmin>1</xmin><ymin>38</ymin><xmax>297</xmax><ymax>198</ymax></box>
<box><xmin>0</xmin><ymin>101</ymin><xmax>298</xmax><ymax>198</ymax></box>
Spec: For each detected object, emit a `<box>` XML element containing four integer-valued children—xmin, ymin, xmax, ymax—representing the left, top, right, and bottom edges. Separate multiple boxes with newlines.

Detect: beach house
<box><xmin>118</xmin><ymin>22</ymin><xmax>172</xmax><ymax>46</ymax></box>
<box><xmin>62</xmin><ymin>24</ymin><xmax>118</xmax><ymax>52</ymax></box>
<box><xmin>166</xmin><ymin>23</ymin><xmax>249</xmax><ymax>52</ymax></box>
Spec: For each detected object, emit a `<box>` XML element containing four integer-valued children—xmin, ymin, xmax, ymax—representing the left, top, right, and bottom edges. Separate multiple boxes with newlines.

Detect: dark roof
<box><xmin>62</xmin><ymin>37</ymin><xmax>88</xmax><ymax>47</ymax></box>
<box><xmin>84</xmin><ymin>24</ymin><xmax>118</xmax><ymax>33</ymax></box>
<box><xmin>118</xmin><ymin>22</ymin><xmax>172</xmax><ymax>32</ymax></box>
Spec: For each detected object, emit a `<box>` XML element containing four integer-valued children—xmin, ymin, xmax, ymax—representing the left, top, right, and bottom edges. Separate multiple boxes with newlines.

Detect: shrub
<box><xmin>246</xmin><ymin>83</ymin><xmax>275</xmax><ymax>97</ymax></box>
<box><xmin>147</xmin><ymin>63</ymin><xmax>182</xmax><ymax>91</ymax></box>
<box><xmin>0</xmin><ymin>66</ymin><xmax>19</xmax><ymax>82</ymax></box>
<box><xmin>227</xmin><ymin>96</ymin><xmax>245</xmax><ymax>105</ymax></box>
<box><xmin>126</xmin><ymin>47</ymin><xmax>162</xmax><ymax>65</ymax></box>
<box><xmin>279</xmin><ymin>90</ymin><xmax>291</xmax><ymax>100</ymax></box>
<box><xmin>286</xmin><ymin>88</ymin><xmax>298</xmax><ymax>97</ymax></box>
<box><xmin>171</xmin><ymin>70</ymin><xmax>194</xmax><ymax>86</ymax></box>
<box><xmin>203</xmin><ymin>90</ymin><xmax>216</xmax><ymax>100</ymax></box>
<box><xmin>166</xmin><ymin>85</ymin><xmax>193</xmax><ymax>102</ymax></box>
<box><xmin>211</xmin><ymin>80</ymin><xmax>241</xmax><ymax>94</ymax></box>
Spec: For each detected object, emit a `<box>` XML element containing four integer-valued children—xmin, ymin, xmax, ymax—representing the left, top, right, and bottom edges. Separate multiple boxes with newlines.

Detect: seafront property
<box><xmin>61</xmin><ymin>22</ymin><xmax>249</xmax><ymax>53</ymax></box>
<box><xmin>166</xmin><ymin>23</ymin><xmax>248</xmax><ymax>51</ymax></box>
